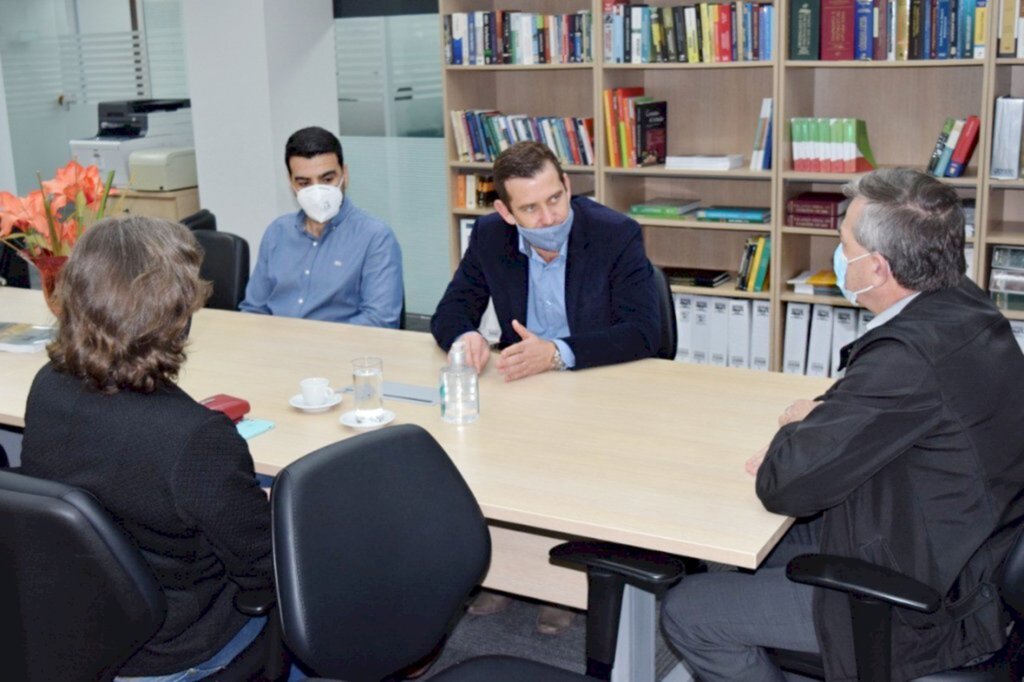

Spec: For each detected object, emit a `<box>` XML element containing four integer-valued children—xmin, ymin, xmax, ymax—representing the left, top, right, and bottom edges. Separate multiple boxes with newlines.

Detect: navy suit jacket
<box><xmin>431</xmin><ymin>196</ymin><xmax>661</xmax><ymax>370</ymax></box>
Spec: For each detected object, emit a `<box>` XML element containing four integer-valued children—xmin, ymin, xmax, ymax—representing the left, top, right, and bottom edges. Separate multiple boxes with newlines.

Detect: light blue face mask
<box><xmin>833</xmin><ymin>244</ymin><xmax>874</xmax><ymax>305</ymax></box>
<box><xmin>517</xmin><ymin>207</ymin><xmax>574</xmax><ymax>252</ymax></box>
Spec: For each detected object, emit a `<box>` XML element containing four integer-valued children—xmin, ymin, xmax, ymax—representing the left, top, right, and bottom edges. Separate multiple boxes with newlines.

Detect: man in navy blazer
<box><xmin>431</xmin><ymin>141</ymin><xmax>661</xmax><ymax>382</ymax></box>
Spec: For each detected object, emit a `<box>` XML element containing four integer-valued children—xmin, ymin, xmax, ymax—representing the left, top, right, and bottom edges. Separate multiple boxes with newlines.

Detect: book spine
<box><xmin>933</xmin><ymin>118</ymin><xmax>964</xmax><ymax>176</ymax></box>
<box><xmin>785</xmin><ymin>212</ymin><xmax>844</xmax><ymax>228</ymax></box>
<box><xmin>821</xmin><ymin>0</ymin><xmax>857</xmax><ymax>58</ymax></box>
<box><xmin>786</xmin><ymin>198</ymin><xmax>847</xmax><ymax>216</ymax></box>
<box><xmin>945</xmin><ymin>114</ymin><xmax>981</xmax><ymax>176</ymax></box>
<box><xmin>855</xmin><ymin>0</ymin><xmax>875</xmax><ymax>57</ymax></box>
<box><xmin>926</xmin><ymin>117</ymin><xmax>955</xmax><ymax>173</ymax></box>
<box><xmin>973</xmin><ymin>0</ymin><xmax>987</xmax><ymax>57</ymax></box>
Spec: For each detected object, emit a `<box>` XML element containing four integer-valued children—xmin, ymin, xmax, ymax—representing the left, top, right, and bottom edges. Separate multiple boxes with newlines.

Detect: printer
<box><xmin>129</xmin><ymin>148</ymin><xmax>198</xmax><ymax>191</ymax></box>
<box><xmin>69</xmin><ymin>99</ymin><xmax>193</xmax><ymax>187</ymax></box>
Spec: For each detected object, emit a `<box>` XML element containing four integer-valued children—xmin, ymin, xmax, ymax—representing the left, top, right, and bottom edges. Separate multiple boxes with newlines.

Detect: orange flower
<box><xmin>0</xmin><ymin>160</ymin><xmax>115</xmax><ymax>258</ymax></box>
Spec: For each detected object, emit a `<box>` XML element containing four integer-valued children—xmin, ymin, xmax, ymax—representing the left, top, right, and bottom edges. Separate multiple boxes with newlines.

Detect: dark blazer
<box><xmin>757</xmin><ymin>279</ymin><xmax>1024</xmax><ymax>681</ymax></box>
<box><xmin>20</xmin><ymin>364</ymin><xmax>273</xmax><ymax>676</ymax></box>
<box><xmin>431</xmin><ymin>196</ymin><xmax>661</xmax><ymax>369</ymax></box>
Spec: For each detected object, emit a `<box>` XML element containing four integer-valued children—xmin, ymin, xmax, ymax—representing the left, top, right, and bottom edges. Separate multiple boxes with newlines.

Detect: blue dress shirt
<box><xmin>240</xmin><ymin>199</ymin><xmax>403</xmax><ymax>328</ymax></box>
<box><xmin>519</xmin><ymin>234</ymin><xmax>577</xmax><ymax>368</ymax></box>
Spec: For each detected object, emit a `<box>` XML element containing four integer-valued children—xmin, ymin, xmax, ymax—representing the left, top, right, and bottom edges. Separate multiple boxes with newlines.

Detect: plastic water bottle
<box><xmin>440</xmin><ymin>340</ymin><xmax>479</xmax><ymax>424</ymax></box>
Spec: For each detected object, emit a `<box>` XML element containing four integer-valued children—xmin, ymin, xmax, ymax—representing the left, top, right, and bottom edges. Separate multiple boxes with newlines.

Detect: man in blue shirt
<box><xmin>431</xmin><ymin>140</ymin><xmax>660</xmax><ymax>382</ymax></box>
<box><xmin>240</xmin><ymin>126</ymin><xmax>403</xmax><ymax>327</ymax></box>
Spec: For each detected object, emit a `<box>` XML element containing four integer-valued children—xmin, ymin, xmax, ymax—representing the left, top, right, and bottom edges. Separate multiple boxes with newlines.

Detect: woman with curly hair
<box><xmin>20</xmin><ymin>215</ymin><xmax>274</xmax><ymax>681</ymax></box>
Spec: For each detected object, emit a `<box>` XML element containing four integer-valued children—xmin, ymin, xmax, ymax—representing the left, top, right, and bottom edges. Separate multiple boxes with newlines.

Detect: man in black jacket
<box><xmin>661</xmin><ymin>168</ymin><xmax>1024</xmax><ymax>681</ymax></box>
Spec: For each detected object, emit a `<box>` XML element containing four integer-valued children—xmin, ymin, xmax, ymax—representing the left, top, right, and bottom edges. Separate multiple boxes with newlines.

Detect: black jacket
<box><xmin>431</xmin><ymin>196</ymin><xmax>661</xmax><ymax>369</ymax></box>
<box><xmin>757</xmin><ymin>279</ymin><xmax>1024</xmax><ymax>681</ymax></box>
<box><xmin>21</xmin><ymin>364</ymin><xmax>273</xmax><ymax>676</ymax></box>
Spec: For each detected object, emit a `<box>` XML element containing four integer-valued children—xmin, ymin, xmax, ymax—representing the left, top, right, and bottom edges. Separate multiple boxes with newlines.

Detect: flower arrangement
<box><xmin>0</xmin><ymin>160</ymin><xmax>116</xmax><ymax>259</ymax></box>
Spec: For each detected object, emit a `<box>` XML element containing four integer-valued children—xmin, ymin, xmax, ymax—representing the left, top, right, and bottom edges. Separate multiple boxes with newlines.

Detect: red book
<box><xmin>785</xmin><ymin>212</ymin><xmax>844</xmax><ymax>229</ymax></box>
<box><xmin>717</xmin><ymin>4</ymin><xmax>734</xmax><ymax>62</ymax></box>
<box><xmin>945</xmin><ymin>115</ymin><xmax>980</xmax><ymax>178</ymax></box>
<box><xmin>786</xmin><ymin>191</ymin><xmax>852</xmax><ymax>216</ymax></box>
<box><xmin>821</xmin><ymin>0</ymin><xmax>856</xmax><ymax>59</ymax></box>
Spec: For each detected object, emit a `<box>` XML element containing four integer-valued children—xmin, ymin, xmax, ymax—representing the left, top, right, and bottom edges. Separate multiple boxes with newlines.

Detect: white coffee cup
<box><xmin>299</xmin><ymin>377</ymin><xmax>334</xmax><ymax>407</ymax></box>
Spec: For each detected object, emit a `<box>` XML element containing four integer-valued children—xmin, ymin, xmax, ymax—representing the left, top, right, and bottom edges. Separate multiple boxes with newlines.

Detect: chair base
<box><xmin>430</xmin><ymin>655</ymin><xmax>591</xmax><ymax>681</ymax></box>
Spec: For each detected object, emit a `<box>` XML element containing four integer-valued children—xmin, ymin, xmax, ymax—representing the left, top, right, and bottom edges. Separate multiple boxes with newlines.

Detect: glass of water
<box><xmin>352</xmin><ymin>357</ymin><xmax>384</xmax><ymax>424</ymax></box>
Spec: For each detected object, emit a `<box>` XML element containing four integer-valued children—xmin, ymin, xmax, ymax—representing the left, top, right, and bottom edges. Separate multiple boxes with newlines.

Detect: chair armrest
<box><xmin>233</xmin><ymin>588</ymin><xmax>277</xmax><ymax>616</ymax></box>
<box><xmin>550</xmin><ymin>540</ymin><xmax>686</xmax><ymax>592</ymax></box>
<box><xmin>786</xmin><ymin>554</ymin><xmax>941</xmax><ymax>613</ymax></box>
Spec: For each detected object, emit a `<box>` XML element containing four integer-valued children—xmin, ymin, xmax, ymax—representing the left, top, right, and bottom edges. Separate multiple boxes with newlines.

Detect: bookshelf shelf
<box><xmin>445</xmin><ymin>63</ymin><xmax>594</xmax><ymax>72</ymax></box>
<box><xmin>782</xmin><ymin>226</ymin><xmax>838</xmax><ymax>236</ymax></box>
<box><xmin>987</xmin><ymin>179</ymin><xmax>1024</xmax><ymax>190</ymax></box>
<box><xmin>452</xmin><ymin>207</ymin><xmax>493</xmax><ymax>216</ymax></box>
<box><xmin>669</xmin><ymin>281</ymin><xmax>771</xmax><ymax>300</ymax></box>
<box><xmin>995</xmin><ymin>58</ymin><xmax>1024</xmax><ymax>66</ymax></box>
<box><xmin>605</xmin><ymin>166</ymin><xmax>771</xmax><ymax>180</ymax></box>
<box><xmin>634</xmin><ymin>217</ymin><xmax>772</xmax><ymax>231</ymax></box>
<box><xmin>603</xmin><ymin>62</ymin><xmax>773</xmax><ymax>71</ymax></box>
<box><xmin>781</xmin><ymin>292</ymin><xmax>858</xmax><ymax>308</ymax></box>
<box><xmin>986</xmin><ymin>222</ymin><xmax>1024</xmax><ymax>246</ymax></box>
<box><xmin>784</xmin><ymin>59</ymin><xmax>984</xmax><ymax>69</ymax></box>
<box><xmin>1002</xmin><ymin>310</ymin><xmax>1024</xmax><ymax>321</ymax></box>
<box><xmin>782</xmin><ymin>170</ymin><xmax>979</xmax><ymax>188</ymax></box>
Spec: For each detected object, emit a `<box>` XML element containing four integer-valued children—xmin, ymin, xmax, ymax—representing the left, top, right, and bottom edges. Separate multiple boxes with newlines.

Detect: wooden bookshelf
<box><xmin>441</xmin><ymin>1</ymin><xmax>1020</xmax><ymax>371</ymax></box>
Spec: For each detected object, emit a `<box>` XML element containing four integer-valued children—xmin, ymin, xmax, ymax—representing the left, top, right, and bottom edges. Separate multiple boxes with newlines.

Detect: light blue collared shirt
<box><xmin>240</xmin><ymin>199</ymin><xmax>403</xmax><ymax>327</ymax></box>
<box><xmin>865</xmin><ymin>292</ymin><xmax>921</xmax><ymax>331</ymax></box>
<box><xmin>519</xmin><ymin>234</ymin><xmax>577</xmax><ymax>369</ymax></box>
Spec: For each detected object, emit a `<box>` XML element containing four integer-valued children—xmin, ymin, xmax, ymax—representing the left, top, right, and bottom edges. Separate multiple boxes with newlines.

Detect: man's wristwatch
<box><xmin>550</xmin><ymin>344</ymin><xmax>566</xmax><ymax>371</ymax></box>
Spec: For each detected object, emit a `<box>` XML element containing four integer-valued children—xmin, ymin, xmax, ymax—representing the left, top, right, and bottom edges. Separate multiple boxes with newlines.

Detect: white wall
<box><xmin>180</xmin><ymin>0</ymin><xmax>338</xmax><ymax>255</ymax></box>
<box><xmin>0</xmin><ymin>55</ymin><xmax>16</xmax><ymax>192</ymax></box>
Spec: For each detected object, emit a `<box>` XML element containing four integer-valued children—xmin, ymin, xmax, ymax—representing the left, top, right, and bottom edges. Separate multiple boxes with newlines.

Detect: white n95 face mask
<box><xmin>296</xmin><ymin>183</ymin><xmax>343</xmax><ymax>223</ymax></box>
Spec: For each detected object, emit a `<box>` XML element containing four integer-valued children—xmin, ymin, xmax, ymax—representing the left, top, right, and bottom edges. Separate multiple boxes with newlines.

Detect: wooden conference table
<box><xmin>1</xmin><ymin>288</ymin><xmax>832</xmax><ymax>674</ymax></box>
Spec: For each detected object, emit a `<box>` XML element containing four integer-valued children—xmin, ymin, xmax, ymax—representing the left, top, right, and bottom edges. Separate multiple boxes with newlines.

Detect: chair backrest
<box><xmin>999</xmin><ymin>526</ymin><xmax>1024</xmax><ymax>621</ymax></box>
<box><xmin>272</xmin><ymin>424</ymin><xmax>491</xmax><ymax>680</ymax></box>
<box><xmin>0</xmin><ymin>469</ymin><xmax>166</xmax><ymax>682</ymax></box>
<box><xmin>180</xmin><ymin>208</ymin><xmax>217</xmax><ymax>231</ymax></box>
<box><xmin>193</xmin><ymin>230</ymin><xmax>250</xmax><ymax>311</ymax></box>
<box><xmin>0</xmin><ymin>243</ymin><xmax>30</xmax><ymax>288</ymax></box>
<box><xmin>652</xmin><ymin>266</ymin><xmax>677</xmax><ymax>360</ymax></box>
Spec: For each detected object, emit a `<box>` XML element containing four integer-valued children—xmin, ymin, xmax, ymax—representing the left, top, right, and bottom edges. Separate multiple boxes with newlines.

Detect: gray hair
<box><xmin>843</xmin><ymin>168</ymin><xmax>965</xmax><ymax>291</ymax></box>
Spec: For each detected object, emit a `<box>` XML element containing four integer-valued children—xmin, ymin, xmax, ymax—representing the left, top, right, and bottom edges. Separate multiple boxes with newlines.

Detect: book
<box><xmin>932</xmin><ymin>118</ymin><xmax>965</xmax><ymax>177</ymax></box>
<box><xmin>673</xmin><ymin>293</ymin><xmax>695</xmax><ymax>362</ymax></box>
<box><xmin>635</xmin><ymin>99</ymin><xmax>667</xmax><ymax>165</ymax></box>
<box><xmin>727</xmin><ymin>299</ymin><xmax>752</xmax><ymax>368</ymax></box>
<box><xmin>748</xmin><ymin>236</ymin><xmax>772</xmax><ymax>292</ymax></box>
<box><xmin>786</xmin><ymin>191</ymin><xmax>851</xmax><ymax>216</ymax></box>
<box><xmin>664</xmin><ymin>153</ymin><xmax>744</xmax><ymax>170</ymax></box>
<box><xmin>831</xmin><ymin>307</ymin><xmax>858</xmax><ymax>377</ymax></box>
<box><xmin>695</xmin><ymin>205</ymin><xmax>771</xmax><ymax>222</ymax></box>
<box><xmin>629</xmin><ymin>197</ymin><xmax>701</xmax><ymax>217</ymax></box>
<box><xmin>709</xmin><ymin>298</ymin><xmax>731</xmax><ymax>366</ymax></box>
<box><xmin>991</xmin><ymin>96</ymin><xmax>1024</xmax><ymax>179</ymax></box>
<box><xmin>691</xmin><ymin>296</ymin><xmax>712</xmax><ymax>364</ymax></box>
<box><xmin>783</xmin><ymin>302</ymin><xmax>811</xmax><ymax>374</ymax></box>
<box><xmin>854</xmin><ymin>0</ymin><xmax>874</xmax><ymax>58</ymax></box>
<box><xmin>749</xmin><ymin>97</ymin><xmax>774</xmax><ymax>170</ymax></box>
<box><xmin>785</xmin><ymin>212</ymin><xmax>844</xmax><ymax>229</ymax></box>
<box><xmin>945</xmin><ymin>114</ymin><xmax>981</xmax><ymax>177</ymax></box>
<box><xmin>750</xmin><ymin>300</ymin><xmax>771</xmax><ymax>371</ymax></box>
<box><xmin>791</xmin><ymin>0</ymin><xmax>822</xmax><ymax>58</ymax></box>
<box><xmin>806</xmin><ymin>304</ymin><xmax>835</xmax><ymax>376</ymax></box>
<box><xmin>662</xmin><ymin>266</ymin><xmax>731</xmax><ymax>287</ymax></box>
<box><xmin>926</xmin><ymin>117</ymin><xmax>956</xmax><ymax>174</ymax></box>
<box><xmin>0</xmin><ymin>322</ymin><xmax>53</xmax><ymax>353</ymax></box>
<box><xmin>821</xmin><ymin>0</ymin><xmax>857</xmax><ymax>59</ymax></box>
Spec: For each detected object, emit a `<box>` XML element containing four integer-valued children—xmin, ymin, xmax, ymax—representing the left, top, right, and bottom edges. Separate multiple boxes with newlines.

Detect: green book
<box><xmin>752</xmin><ymin>237</ymin><xmax>772</xmax><ymax>292</ymax></box>
<box><xmin>790</xmin><ymin>0</ymin><xmax>821</xmax><ymax>59</ymax></box>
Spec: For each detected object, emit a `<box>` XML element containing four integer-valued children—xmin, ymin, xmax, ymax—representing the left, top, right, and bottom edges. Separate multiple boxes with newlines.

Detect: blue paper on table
<box><xmin>237</xmin><ymin>418</ymin><xmax>275</xmax><ymax>440</ymax></box>
<box><xmin>342</xmin><ymin>381</ymin><xmax>438</xmax><ymax>406</ymax></box>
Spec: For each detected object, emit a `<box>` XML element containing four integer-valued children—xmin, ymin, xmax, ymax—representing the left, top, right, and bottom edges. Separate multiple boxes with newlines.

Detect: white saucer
<box><xmin>289</xmin><ymin>393</ymin><xmax>342</xmax><ymax>413</ymax></box>
<box><xmin>339</xmin><ymin>409</ymin><xmax>396</xmax><ymax>429</ymax></box>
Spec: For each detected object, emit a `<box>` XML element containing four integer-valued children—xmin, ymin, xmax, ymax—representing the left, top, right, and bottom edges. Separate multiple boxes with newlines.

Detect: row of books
<box><xmin>449</xmin><ymin>110</ymin><xmax>596</xmax><ymax>166</ymax></box>
<box><xmin>925</xmin><ymin>116</ymin><xmax>981</xmax><ymax>178</ymax></box>
<box><xmin>737</xmin><ymin>235</ymin><xmax>772</xmax><ymax>291</ymax></box>
<box><xmin>784</xmin><ymin>303</ymin><xmax>875</xmax><ymax>377</ymax></box>
<box><xmin>990</xmin><ymin>245</ymin><xmax>1024</xmax><ymax>312</ymax></box>
<box><xmin>789</xmin><ymin>0</ymin><xmax>986</xmax><ymax>61</ymax></box>
<box><xmin>789</xmin><ymin>117</ymin><xmax>876</xmax><ymax>173</ymax></box>
<box><xmin>991</xmin><ymin>96</ymin><xmax>1024</xmax><ymax>179</ymax></box>
<box><xmin>673</xmin><ymin>295</ymin><xmax>771</xmax><ymax>370</ymax></box>
<box><xmin>454</xmin><ymin>174</ymin><xmax>497</xmax><ymax>210</ymax></box>
<box><xmin>444</xmin><ymin>11</ymin><xmax>594</xmax><ymax>65</ymax></box>
<box><xmin>602</xmin><ymin>87</ymin><xmax>666</xmax><ymax>167</ymax></box>
<box><xmin>786</xmin><ymin>190</ymin><xmax>850</xmax><ymax>229</ymax></box>
<box><xmin>603</xmin><ymin>1</ymin><xmax>775</xmax><ymax>63</ymax></box>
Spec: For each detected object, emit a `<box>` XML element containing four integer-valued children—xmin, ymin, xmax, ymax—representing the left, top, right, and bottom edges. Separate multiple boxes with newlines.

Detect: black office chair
<box><xmin>193</xmin><ymin>229</ymin><xmax>250</xmax><ymax>311</ymax></box>
<box><xmin>180</xmin><ymin>208</ymin><xmax>217</xmax><ymax>231</ymax></box>
<box><xmin>768</xmin><ymin>534</ymin><xmax>1024</xmax><ymax>681</ymax></box>
<box><xmin>0</xmin><ymin>469</ymin><xmax>288</xmax><ymax>681</ymax></box>
<box><xmin>271</xmin><ymin>424</ymin><xmax>686</xmax><ymax>681</ymax></box>
<box><xmin>651</xmin><ymin>266</ymin><xmax>677</xmax><ymax>360</ymax></box>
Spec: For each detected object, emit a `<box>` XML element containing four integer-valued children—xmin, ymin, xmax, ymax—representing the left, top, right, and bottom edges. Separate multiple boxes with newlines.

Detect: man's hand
<box><xmin>496</xmin><ymin>320</ymin><xmax>557</xmax><ymax>382</ymax></box>
<box><xmin>745</xmin><ymin>446</ymin><xmax>769</xmax><ymax>477</ymax></box>
<box><xmin>778</xmin><ymin>399</ymin><xmax>822</xmax><ymax>427</ymax></box>
<box><xmin>457</xmin><ymin>331</ymin><xmax>492</xmax><ymax>373</ymax></box>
